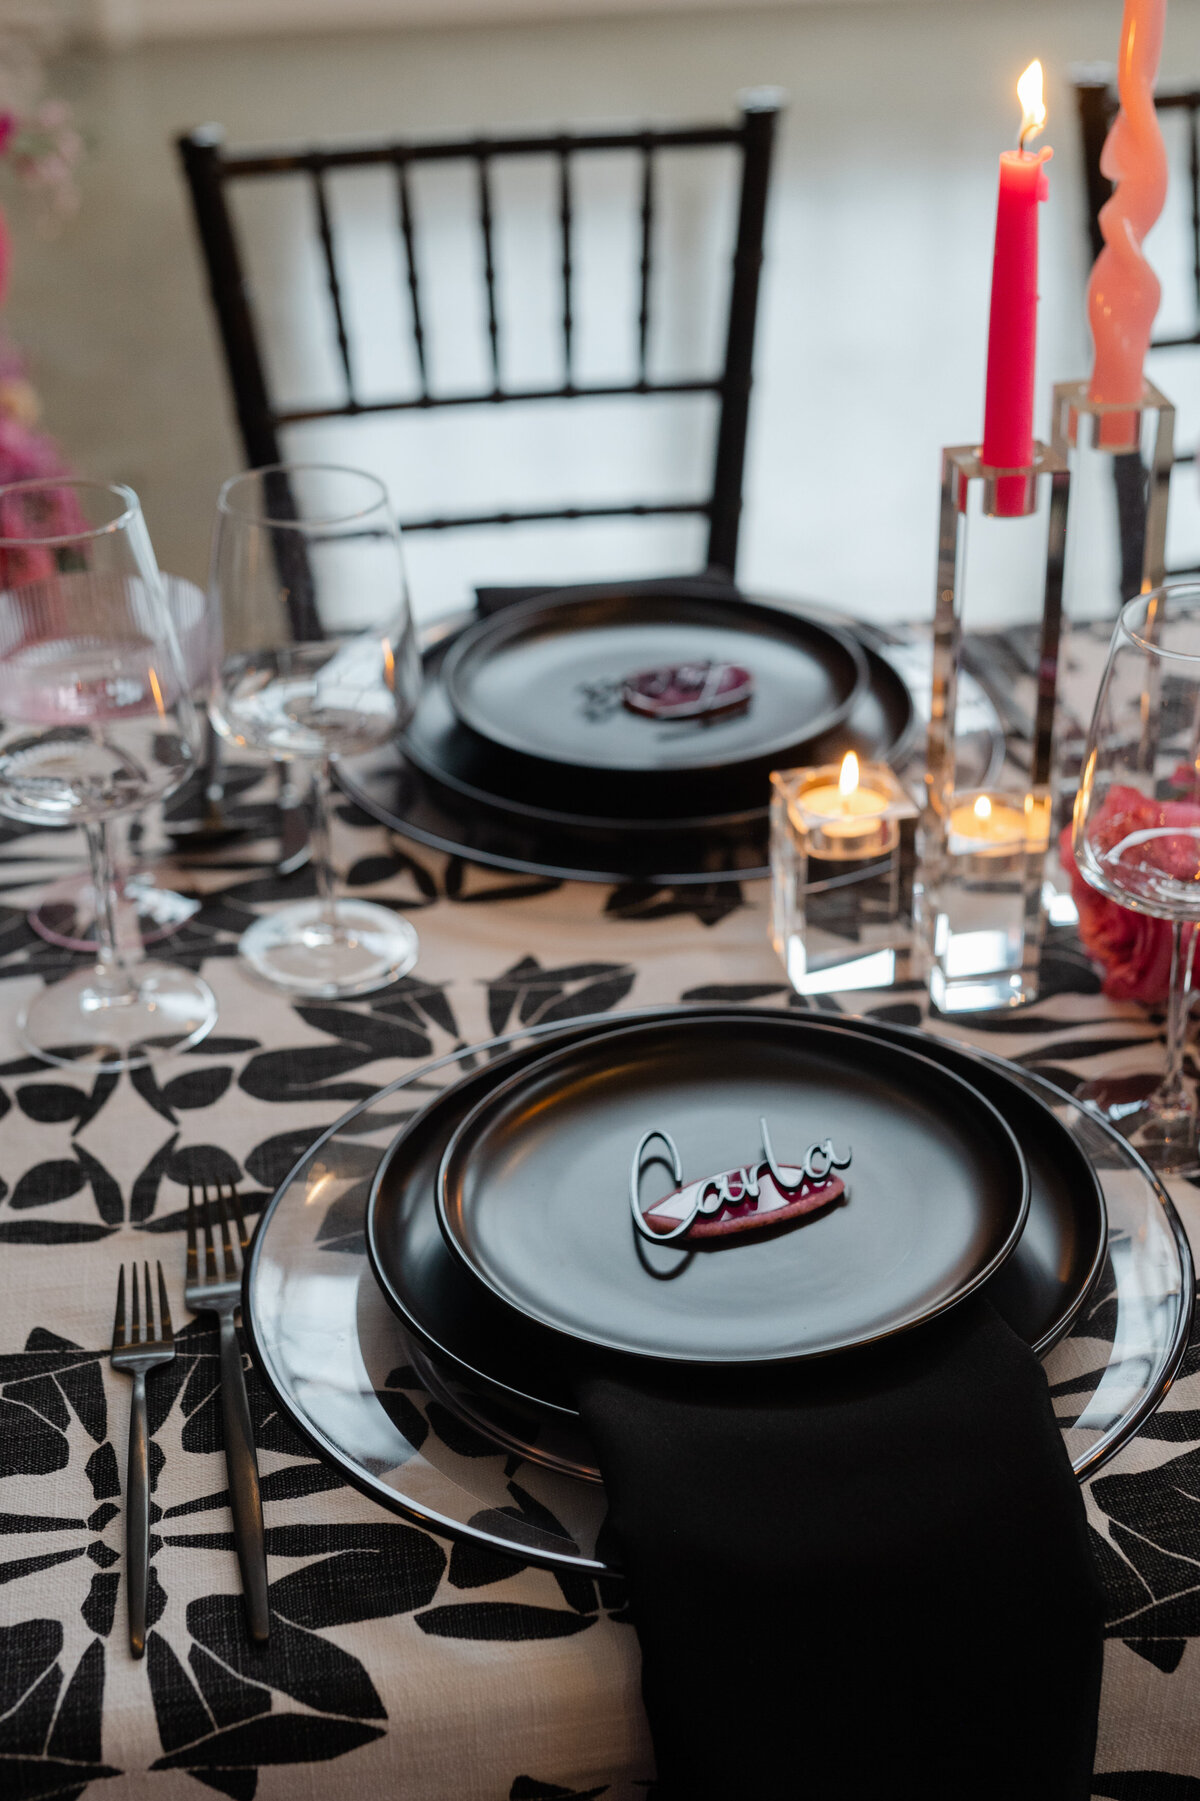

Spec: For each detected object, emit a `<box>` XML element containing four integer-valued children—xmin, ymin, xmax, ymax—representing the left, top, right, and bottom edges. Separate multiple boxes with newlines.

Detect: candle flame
<box><xmin>838</xmin><ymin>751</ymin><xmax>859</xmax><ymax>799</ymax></box>
<box><xmin>974</xmin><ymin>794</ymin><xmax>993</xmax><ymax>822</ymax></box>
<box><xmin>1017</xmin><ymin>59</ymin><xmax>1046</xmax><ymax>151</ymax></box>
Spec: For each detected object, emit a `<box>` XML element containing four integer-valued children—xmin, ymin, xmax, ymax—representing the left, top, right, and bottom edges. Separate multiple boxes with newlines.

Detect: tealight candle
<box><xmin>796</xmin><ymin>752</ymin><xmax>889</xmax><ymax>834</ymax></box>
<box><xmin>918</xmin><ymin>788</ymin><xmax>1052</xmax><ymax>1013</ymax></box>
<box><xmin>947</xmin><ymin>790</ymin><xmax>1030</xmax><ymax>852</ymax></box>
<box><xmin>771</xmin><ymin>756</ymin><xmax>918</xmax><ymax>996</ymax></box>
<box><xmin>790</xmin><ymin>753</ymin><xmax>894</xmax><ymax>857</ymax></box>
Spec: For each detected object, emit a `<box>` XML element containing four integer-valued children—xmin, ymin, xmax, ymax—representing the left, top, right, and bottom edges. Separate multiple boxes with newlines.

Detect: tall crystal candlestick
<box><xmin>1087</xmin><ymin>0</ymin><xmax>1168</xmax><ymax>450</ymax></box>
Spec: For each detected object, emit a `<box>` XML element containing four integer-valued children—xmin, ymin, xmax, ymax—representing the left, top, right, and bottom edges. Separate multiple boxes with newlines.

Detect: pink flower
<box><xmin>3</xmin><ymin>97</ymin><xmax>83</xmax><ymax>226</ymax></box>
<box><xmin>1060</xmin><ymin>784</ymin><xmax>1200</xmax><ymax>1003</ymax></box>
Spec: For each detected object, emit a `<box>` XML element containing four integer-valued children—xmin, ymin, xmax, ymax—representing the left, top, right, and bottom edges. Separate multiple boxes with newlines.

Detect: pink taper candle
<box><xmin>982</xmin><ymin>62</ymin><xmax>1052</xmax><ymax>517</ymax></box>
<box><xmin>1087</xmin><ymin>0</ymin><xmax>1168</xmax><ymax>450</ymax></box>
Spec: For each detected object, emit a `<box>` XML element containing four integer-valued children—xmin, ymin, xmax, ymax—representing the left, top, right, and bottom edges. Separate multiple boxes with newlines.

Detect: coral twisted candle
<box><xmin>982</xmin><ymin>60</ymin><xmax>1052</xmax><ymax>517</ymax></box>
<box><xmin>1087</xmin><ymin>0</ymin><xmax>1168</xmax><ymax>451</ymax></box>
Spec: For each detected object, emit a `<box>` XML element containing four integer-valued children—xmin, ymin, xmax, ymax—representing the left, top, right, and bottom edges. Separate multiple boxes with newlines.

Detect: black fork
<box><xmin>110</xmin><ymin>1261</ymin><xmax>175</xmax><ymax>1657</ymax></box>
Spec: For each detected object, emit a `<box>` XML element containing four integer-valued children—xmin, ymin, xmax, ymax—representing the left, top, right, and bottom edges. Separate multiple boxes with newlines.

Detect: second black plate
<box><xmin>404</xmin><ymin>629</ymin><xmax>916</xmax><ymax>837</ymax></box>
<box><xmin>334</xmin><ymin>601</ymin><xmax>929</xmax><ymax>884</ymax></box>
<box><xmin>440</xmin><ymin>587</ymin><xmax>869</xmax><ymax>815</ymax></box>
<box><xmin>367</xmin><ymin>1009</ymin><xmax>1105</xmax><ymax>1414</ymax></box>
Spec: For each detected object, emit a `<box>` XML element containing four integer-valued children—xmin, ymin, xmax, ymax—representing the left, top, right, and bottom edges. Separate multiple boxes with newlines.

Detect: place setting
<box><xmin>241</xmin><ymin>997</ymin><xmax>1188</xmax><ymax>1792</ymax></box>
<box><xmin>246</xmin><ymin>997</ymin><xmax>1189</xmax><ymax>1531</ymax></box>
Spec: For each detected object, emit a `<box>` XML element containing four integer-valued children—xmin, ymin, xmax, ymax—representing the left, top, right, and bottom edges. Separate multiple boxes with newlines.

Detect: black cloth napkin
<box><xmin>575</xmin><ymin>1297</ymin><xmax>1104</xmax><ymax>1801</ymax></box>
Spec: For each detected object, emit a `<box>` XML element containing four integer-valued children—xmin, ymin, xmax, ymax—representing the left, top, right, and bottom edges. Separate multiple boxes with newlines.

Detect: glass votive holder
<box><xmin>770</xmin><ymin>756</ymin><xmax>918</xmax><ymax>996</ymax></box>
<box><xmin>916</xmin><ymin>788</ymin><xmax>1051</xmax><ymax>1015</ymax></box>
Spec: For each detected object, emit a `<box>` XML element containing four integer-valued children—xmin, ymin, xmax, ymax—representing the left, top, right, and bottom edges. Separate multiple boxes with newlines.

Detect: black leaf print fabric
<box><xmin>416</xmin><ymin>1603</ymin><xmax>595</xmax><ymax>1641</ymax></box>
<box><xmin>9</xmin><ymin>1160</ymin><xmax>88</xmax><ymax>1210</ymax></box>
<box><xmin>605</xmin><ymin>880</ymin><xmax>745</xmax><ymax>928</ymax></box>
<box><xmin>17</xmin><ymin>1082</ymin><xmax>98</xmax><ymax>1129</ymax></box>
<box><xmin>81</xmin><ymin>1571</ymin><xmax>119</xmax><ymax>1636</ymax></box>
<box><xmin>187</xmin><ymin>1597</ymin><xmax>386</xmax><ymax>1720</ymax></box>
<box><xmin>1092</xmin><ymin>1781</ymin><xmax>1200</xmax><ymax>1799</ymax></box>
<box><xmin>486</xmin><ymin>957</ymin><xmax>636</xmax><ymax>1037</ymax></box>
<box><xmin>509</xmin><ymin>1780</ymin><xmax>610</xmax><ymax>1800</ymax></box>
<box><xmin>0</xmin><ymin>1621</ymin><xmax>118</xmax><ymax>1795</ymax></box>
<box><xmin>262</xmin><ymin>1523</ymin><xmax>445</xmax><ymax>1627</ymax></box>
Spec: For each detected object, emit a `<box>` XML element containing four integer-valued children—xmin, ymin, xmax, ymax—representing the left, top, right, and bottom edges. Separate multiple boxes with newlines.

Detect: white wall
<box><xmin>83</xmin><ymin>0</ymin><xmax>910</xmax><ymax>49</ymax></box>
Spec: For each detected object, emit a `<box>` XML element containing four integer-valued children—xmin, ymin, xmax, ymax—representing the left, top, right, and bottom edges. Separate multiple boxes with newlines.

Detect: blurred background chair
<box><xmin>177</xmin><ymin>90</ymin><xmax>783</xmax><ymax>616</ymax></box>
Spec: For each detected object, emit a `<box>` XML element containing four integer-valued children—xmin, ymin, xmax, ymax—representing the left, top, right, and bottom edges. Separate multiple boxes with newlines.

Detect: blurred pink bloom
<box><xmin>1060</xmin><ymin>785</ymin><xmax>1200</xmax><ymax>1003</ymax></box>
<box><xmin>4</xmin><ymin>95</ymin><xmax>83</xmax><ymax>224</ymax></box>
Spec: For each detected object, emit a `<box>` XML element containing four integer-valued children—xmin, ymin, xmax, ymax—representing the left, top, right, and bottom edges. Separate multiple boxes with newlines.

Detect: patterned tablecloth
<box><xmin>1</xmin><ymin>758</ymin><xmax>1197</xmax><ymax>1801</ymax></box>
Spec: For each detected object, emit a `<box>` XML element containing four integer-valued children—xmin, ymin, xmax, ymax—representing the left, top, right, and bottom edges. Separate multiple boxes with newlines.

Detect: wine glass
<box><xmin>29</xmin><ymin>575</ymin><xmax>216</xmax><ymax>951</ymax></box>
<box><xmin>210</xmin><ymin>465</ymin><xmax>421</xmax><ymax>998</ymax></box>
<box><xmin>0</xmin><ymin>478</ymin><xmax>218</xmax><ymax>1069</ymax></box>
<box><xmin>1073</xmin><ymin>581</ymin><xmax>1200</xmax><ymax>1175</ymax></box>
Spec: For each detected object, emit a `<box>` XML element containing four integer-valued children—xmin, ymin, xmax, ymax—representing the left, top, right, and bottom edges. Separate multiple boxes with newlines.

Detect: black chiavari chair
<box><xmin>177</xmin><ymin>90</ymin><xmax>783</xmax><ymax>590</ymax></box>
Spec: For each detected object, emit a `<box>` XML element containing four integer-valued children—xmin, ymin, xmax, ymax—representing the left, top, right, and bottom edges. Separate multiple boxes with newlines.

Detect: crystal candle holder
<box><xmin>916</xmin><ymin>787</ymin><xmax>1051</xmax><ymax>1014</ymax></box>
<box><xmin>770</xmin><ymin>759</ymin><xmax>918</xmax><ymax>996</ymax></box>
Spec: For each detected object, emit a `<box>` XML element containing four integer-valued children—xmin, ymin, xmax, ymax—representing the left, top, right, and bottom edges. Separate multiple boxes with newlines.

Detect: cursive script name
<box><xmin>630</xmin><ymin>1117</ymin><xmax>852</xmax><ymax>1244</ymax></box>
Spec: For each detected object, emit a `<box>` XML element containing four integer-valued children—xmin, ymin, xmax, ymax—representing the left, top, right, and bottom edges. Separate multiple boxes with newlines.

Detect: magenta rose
<box><xmin>1059</xmin><ymin>781</ymin><xmax>1200</xmax><ymax>1003</ymax></box>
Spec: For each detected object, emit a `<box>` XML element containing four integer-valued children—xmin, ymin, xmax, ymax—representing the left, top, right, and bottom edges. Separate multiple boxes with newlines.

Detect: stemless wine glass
<box><xmin>0</xmin><ymin>478</ymin><xmax>218</xmax><ymax>1068</ymax></box>
<box><xmin>1073</xmin><ymin>581</ymin><xmax>1200</xmax><ymax>1175</ymax></box>
<box><xmin>210</xmin><ymin>465</ymin><xmax>421</xmax><ymax>998</ymax></box>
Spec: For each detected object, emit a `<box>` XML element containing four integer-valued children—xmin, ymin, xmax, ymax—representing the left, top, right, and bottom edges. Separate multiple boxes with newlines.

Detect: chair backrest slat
<box><xmin>638</xmin><ymin>142</ymin><xmax>654</xmax><ymax>385</ymax></box>
<box><xmin>393</xmin><ymin>156</ymin><xmax>429</xmax><ymax>396</ymax></box>
<box><xmin>708</xmin><ymin>94</ymin><xmax>778</xmax><ymax>574</ymax></box>
<box><xmin>558</xmin><ymin>146</ymin><xmax>574</xmax><ymax>388</ymax></box>
<box><xmin>310</xmin><ymin>164</ymin><xmax>356</xmax><ymax>405</ymax></box>
<box><xmin>177</xmin><ymin>92</ymin><xmax>783</xmax><ymax>578</ymax></box>
<box><xmin>475</xmin><ymin>151</ymin><xmax>501</xmax><ymax>392</ymax></box>
<box><xmin>178</xmin><ymin>124</ymin><xmax>283</xmax><ymax>468</ymax></box>
<box><xmin>1189</xmin><ymin>110</ymin><xmax>1200</xmax><ymax>313</ymax></box>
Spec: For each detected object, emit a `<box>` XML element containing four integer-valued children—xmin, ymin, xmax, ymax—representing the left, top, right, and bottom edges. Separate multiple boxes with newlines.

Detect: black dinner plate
<box><xmin>439</xmin><ymin>588</ymin><xmax>869</xmax><ymax>815</ymax></box>
<box><xmin>435</xmin><ymin>1014</ymin><xmax>1029</xmax><ymax>1366</ymax></box>
<box><xmin>403</xmin><ymin>629</ymin><xmax>917</xmax><ymax>837</ymax></box>
<box><xmin>366</xmin><ymin>1009</ymin><xmax>1106</xmax><ymax>1417</ymax></box>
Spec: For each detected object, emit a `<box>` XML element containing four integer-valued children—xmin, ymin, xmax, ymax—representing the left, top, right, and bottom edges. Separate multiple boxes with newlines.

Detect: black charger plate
<box><xmin>336</xmin><ymin>609</ymin><xmax>922</xmax><ymax>883</ymax></box>
<box><xmin>440</xmin><ymin>588</ymin><xmax>868</xmax><ymax>816</ymax></box>
<box><xmin>435</xmin><ymin>1014</ymin><xmax>1029</xmax><ymax>1367</ymax></box>
<box><xmin>404</xmin><ymin>631</ymin><xmax>916</xmax><ymax>837</ymax></box>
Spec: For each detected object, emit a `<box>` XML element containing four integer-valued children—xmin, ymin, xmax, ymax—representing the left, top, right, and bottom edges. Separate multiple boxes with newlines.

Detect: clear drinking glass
<box><xmin>29</xmin><ymin>575</ymin><xmax>217</xmax><ymax>951</ymax></box>
<box><xmin>0</xmin><ymin>479</ymin><xmax>218</xmax><ymax>1068</ymax></box>
<box><xmin>1073</xmin><ymin>582</ymin><xmax>1200</xmax><ymax>1175</ymax></box>
<box><xmin>210</xmin><ymin>465</ymin><xmax>420</xmax><ymax>997</ymax></box>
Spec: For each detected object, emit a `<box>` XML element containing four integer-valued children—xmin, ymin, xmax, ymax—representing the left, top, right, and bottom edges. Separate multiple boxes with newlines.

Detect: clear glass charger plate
<box><xmin>243</xmin><ymin>1010</ymin><xmax>1195</xmax><ymax>1574</ymax></box>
